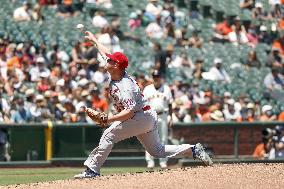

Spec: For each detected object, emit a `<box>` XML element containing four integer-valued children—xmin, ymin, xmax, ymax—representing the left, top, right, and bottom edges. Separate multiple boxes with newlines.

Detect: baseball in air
<box><xmin>76</xmin><ymin>24</ymin><xmax>84</xmax><ymax>30</ymax></box>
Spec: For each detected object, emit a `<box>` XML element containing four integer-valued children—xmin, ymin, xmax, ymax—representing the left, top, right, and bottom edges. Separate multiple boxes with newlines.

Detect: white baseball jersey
<box><xmin>109</xmin><ymin>72</ymin><xmax>148</xmax><ymax>113</ymax></box>
<box><xmin>143</xmin><ymin>83</ymin><xmax>173</xmax><ymax>113</ymax></box>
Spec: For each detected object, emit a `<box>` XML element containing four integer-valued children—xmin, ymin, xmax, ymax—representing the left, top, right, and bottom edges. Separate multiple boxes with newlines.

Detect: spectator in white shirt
<box><xmin>264</xmin><ymin>67</ymin><xmax>284</xmax><ymax>91</ymax></box>
<box><xmin>145</xmin><ymin>15</ymin><xmax>164</xmax><ymax>39</ymax></box>
<box><xmin>97</xmin><ymin>26</ymin><xmax>121</xmax><ymax>53</ymax></box>
<box><xmin>207</xmin><ymin>58</ymin><xmax>231</xmax><ymax>83</ymax></box>
<box><xmin>92</xmin><ymin>11</ymin><xmax>109</xmax><ymax>28</ymax></box>
<box><xmin>29</xmin><ymin>57</ymin><xmax>50</xmax><ymax>82</ymax></box>
<box><xmin>13</xmin><ymin>1</ymin><xmax>32</xmax><ymax>22</ymax></box>
<box><xmin>146</xmin><ymin>0</ymin><xmax>163</xmax><ymax>18</ymax></box>
<box><xmin>223</xmin><ymin>99</ymin><xmax>241</xmax><ymax>121</ymax></box>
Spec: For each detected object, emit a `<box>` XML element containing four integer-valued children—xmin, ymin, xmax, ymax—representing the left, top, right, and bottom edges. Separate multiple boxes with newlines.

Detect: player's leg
<box><xmin>137</xmin><ymin>125</ymin><xmax>213</xmax><ymax>166</ymax></box>
<box><xmin>78</xmin><ymin>111</ymin><xmax>156</xmax><ymax>177</ymax></box>
<box><xmin>158</xmin><ymin>113</ymin><xmax>168</xmax><ymax>168</ymax></box>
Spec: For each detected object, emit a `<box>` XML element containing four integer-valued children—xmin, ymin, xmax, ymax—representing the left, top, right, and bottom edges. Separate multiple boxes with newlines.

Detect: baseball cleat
<box><xmin>74</xmin><ymin>168</ymin><xmax>100</xmax><ymax>179</ymax></box>
<box><xmin>193</xmin><ymin>143</ymin><xmax>213</xmax><ymax>166</ymax></box>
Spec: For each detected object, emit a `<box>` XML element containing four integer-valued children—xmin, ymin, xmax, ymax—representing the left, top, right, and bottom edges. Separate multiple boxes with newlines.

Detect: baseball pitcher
<box><xmin>143</xmin><ymin>70</ymin><xmax>173</xmax><ymax>169</ymax></box>
<box><xmin>74</xmin><ymin>31</ymin><xmax>213</xmax><ymax>179</ymax></box>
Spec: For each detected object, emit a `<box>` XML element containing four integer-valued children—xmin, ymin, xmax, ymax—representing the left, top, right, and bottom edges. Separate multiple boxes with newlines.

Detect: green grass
<box><xmin>0</xmin><ymin>167</ymin><xmax>149</xmax><ymax>186</ymax></box>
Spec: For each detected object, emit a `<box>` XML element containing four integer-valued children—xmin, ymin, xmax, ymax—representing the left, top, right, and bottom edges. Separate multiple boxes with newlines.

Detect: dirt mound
<box><xmin>4</xmin><ymin>163</ymin><xmax>284</xmax><ymax>189</ymax></box>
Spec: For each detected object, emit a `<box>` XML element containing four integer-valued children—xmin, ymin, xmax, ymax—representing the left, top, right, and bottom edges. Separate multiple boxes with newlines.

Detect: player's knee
<box><xmin>148</xmin><ymin>146</ymin><xmax>166</xmax><ymax>158</ymax></box>
<box><xmin>101</xmin><ymin>129</ymin><xmax>115</xmax><ymax>145</ymax></box>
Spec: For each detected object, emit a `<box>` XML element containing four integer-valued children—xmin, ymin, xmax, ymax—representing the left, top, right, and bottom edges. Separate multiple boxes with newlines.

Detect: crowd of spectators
<box><xmin>0</xmin><ymin>0</ymin><xmax>283</xmax><ymax>124</ymax></box>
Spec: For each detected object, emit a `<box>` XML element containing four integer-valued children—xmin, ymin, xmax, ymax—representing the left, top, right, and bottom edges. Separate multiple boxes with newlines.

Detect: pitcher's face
<box><xmin>105</xmin><ymin>59</ymin><xmax>119</xmax><ymax>74</ymax></box>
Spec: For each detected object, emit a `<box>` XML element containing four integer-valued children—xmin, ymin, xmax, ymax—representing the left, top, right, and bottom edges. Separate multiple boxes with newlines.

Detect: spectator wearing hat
<box><xmin>258</xmin><ymin>25</ymin><xmax>273</xmax><ymax>44</ymax></box>
<box><xmin>209</xmin><ymin>110</ymin><xmax>224</xmax><ymax>121</ymax></box>
<box><xmin>128</xmin><ymin>11</ymin><xmax>142</xmax><ymax>30</ymax></box>
<box><xmin>259</xmin><ymin>105</ymin><xmax>277</xmax><ymax>121</ymax></box>
<box><xmin>31</xmin><ymin>94</ymin><xmax>53</xmax><ymax>122</ymax></box>
<box><xmin>24</xmin><ymin>88</ymin><xmax>36</xmax><ymax>109</ymax></box>
<box><xmin>75</xmin><ymin>90</ymin><xmax>90</xmax><ymax>112</ymax></box>
<box><xmin>222</xmin><ymin>99</ymin><xmax>242</xmax><ymax>121</ymax></box>
<box><xmin>29</xmin><ymin>57</ymin><xmax>50</xmax><ymax>82</ymax></box>
<box><xmin>240</xmin><ymin>102</ymin><xmax>256</xmax><ymax>122</ymax></box>
<box><xmin>263</xmin><ymin>67</ymin><xmax>284</xmax><ymax>91</ymax></box>
<box><xmin>37</xmin><ymin>72</ymin><xmax>51</xmax><ymax>92</ymax></box>
<box><xmin>10</xmin><ymin>98</ymin><xmax>32</xmax><ymax>123</ymax></box>
<box><xmin>207</xmin><ymin>58</ymin><xmax>231</xmax><ymax>83</ymax></box>
<box><xmin>252</xmin><ymin>2</ymin><xmax>269</xmax><ymax>20</ymax></box>
<box><xmin>145</xmin><ymin>0</ymin><xmax>163</xmax><ymax>19</ymax></box>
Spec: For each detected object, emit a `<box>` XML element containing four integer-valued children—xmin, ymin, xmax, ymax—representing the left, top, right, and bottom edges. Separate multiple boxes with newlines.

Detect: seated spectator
<box><xmin>278</xmin><ymin>109</ymin><xmax>284</xmax><ymax>121</ymax></box>
<box><xmin>76</xmin><ymin>106</ymin><xmax>88</xmax><ymax>122</ymax></box>
<box><xmin>244</xmin><ymin>50</ymin><xmax>261</xmax><ymax>68</ymax></box>
<box><xmin>188</xmin><ymin>30</ymin><xmax>204</xmax><ymax>48</ymax></box>
<box><xmin>228</xmin><ymin>24</ymin><xmax>249</xmax><ymax>45</ymax></box>
<box><xmin>56</xmin><ymin>0</ymin><xmax>76</xmax><ymax>17</ymax></box>
<box><xmin>13</xmin><ymin>1</ymin><xmax>32</xmax><ymax>22</ymax></box>
<box><xmin>258</xmin><ymin>25</ymin><xmax>273</xmax><ymax>44</ymax></box>
<box><xmin>240</xmin><ymin>102</ymin><xmax>256</xmax><ymax>122</ymax></box>
<box><xmin>267</xmin><ymin>47</ymin><xmax>283</xmax><ymax>68</ymax></box>
<box><xmin>209</xmin><ymin>110</ymin><xmax>225</xmax><ymax>121</ymax></box>
<box><xmin>30</xmin><ymin>94</ymin><xmax>53</xmax><ymax>122</ymax></box>
<box><xmin>92</xmin><ymin>11</ymin><xmax>109</xmax><ymax>28</ymax></box>
<box><xmin>97</xmin><ymin>26</ymin><xmax>121</xmax><ymax>54</ymax></box>
<box><xmin>128</xmin><ymin>11</ymin><xmax>142</xmax><ymax>30</ymax></box>
<box><xmin>29</xmin><ymin>57</ymin><xmax>50</xmax><ymax>82</ymax></box>
<box><xmin>263</xmin><ymin>67</ymin><xmax>284</xmax><ymax>91</ymax></box>
<box><xmin>145</xmin><ymin>15</ymin><xmax>164</xmax><ymax>39</ymax></box>
<box><xmin>31</xmin><ymin>3</ymin><xmax>44</xmax><ymax>23</ymax></box>
<box><xmin>239</xmin><ymin>0</ymin><xmax>254</xmax><ymax>9</ymax></box>
<box><xmin>222</xmin><ymin>99</ymin><xmax>242</xmax><ymax>121</ymax></box>
<box><xmin>37</xmin><ymin>72</ymin><xmax>50</xmax><ymax>92</ymax></box>
<box><xmin>259</xmin><ymin>105</ymin><xmax>277</xmax><ymax>121</ymax></box>
<box><xmin>183</xmin><ymin>105</ymin><xmax>202</xmax><ymax>123</ymax></box>
<box><xmin>10</xmin><ymin>98</ymin><xmax>32</xmax><ymax>123</ymax></box>
<box><xmin>164</xmin><ymin>21</ymin><xmax>176</xmax><ymax>39</ymax></box>
<box><xmin>252</xmin><ymin>2</ymin><xmax>269</xmax><ymax>20</ymax></box>
<box><xmin>253</xmin><ymin>137</ymin><xmax>275</xmax><ymax>159</ymax></box>
<box><xmin>272</xmin><ymin>31</ymin><xmax>284</xmax><ymax>57</ymax></box>
<box><xmin>192</xmin><ymin>58</ymin><xmax>206</xmax><ymax>80</ymax></box>
<box><xmin>91</xmin><ymin>0</ymin><xmax>113</xmax><ymax>9</ymax></box>
<box><xmin>145</xmin><ymin>0</ymin><xmax>163</xmax><ymax>20</ymax></box>
<box><xmin>71</xmin><ymin>41</ymin><xmax>86</xmax><ymax>65</ymax></box>
<box><xmin>212</xmin><ymin>19</ymin><xmax>232</xmax><ymax>43</ymax></box>
<box><xmin>205</xmin><ymin>58</ymin><xmax>231</xmax><ymax>83</ymax></box>
<box><xmin>91</xmin><ymin>88</ymin><xmax>109</xmax><ymax>112</ymax></box>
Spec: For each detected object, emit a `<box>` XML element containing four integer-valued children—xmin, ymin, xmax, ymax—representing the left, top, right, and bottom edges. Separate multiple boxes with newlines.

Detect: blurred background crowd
<box><xmin>0</xmin><ymin>0</ymin><xmax>284</xmax><ymax>124</ymax></box>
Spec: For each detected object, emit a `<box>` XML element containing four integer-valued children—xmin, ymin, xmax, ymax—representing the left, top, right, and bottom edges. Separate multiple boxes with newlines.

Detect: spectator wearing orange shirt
<box><xmin>253</xmin><ymin>137</ymin><xmax>274</xmax><ymax>159</ymax></box>
<box><xmin>91</xmin><ymin>88</ymin><xmax>109</xmax><ymax>112</ymax></box>
<box><xmin>259</xmin><ymin>105</ymin><xmax>277</xmax><ymax>121</ymax></box>
<box><xmin>278</xmin><ymin>109</ymin><xmax>284</xmax><ymax>121</ymax></box>
<box><xmin>272</xmin><ymin>31</ymin><xmax>284</xmax><ymax>56</ymax></box>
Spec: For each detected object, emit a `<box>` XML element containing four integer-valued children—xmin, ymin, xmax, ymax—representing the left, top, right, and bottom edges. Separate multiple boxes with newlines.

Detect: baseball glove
<box><xmin>82</xmin><ymin>106</ymin><xmax>108</xmax><ymax>127</ymax></box>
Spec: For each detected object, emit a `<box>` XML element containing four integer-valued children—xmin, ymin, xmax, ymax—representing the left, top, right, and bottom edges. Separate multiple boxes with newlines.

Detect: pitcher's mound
<box><xmin>5</xmin><ymin>163</ymin><xmax>284</xmax><ymax>189</ymax></box>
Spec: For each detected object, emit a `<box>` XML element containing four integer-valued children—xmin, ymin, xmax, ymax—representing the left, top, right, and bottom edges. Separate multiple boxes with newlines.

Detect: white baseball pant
<box><xmin>145</xmin><ymin>112</ymin><xmax>168</xmax><ymax>167</ymax></box>
<box><xmin>84</xmin><ymin>109</ymin><xmax>194</xmax><ymax>173</ymax></box>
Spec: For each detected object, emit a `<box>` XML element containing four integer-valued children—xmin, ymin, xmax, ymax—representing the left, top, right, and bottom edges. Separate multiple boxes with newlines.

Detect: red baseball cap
<box><xmin>106</xmin><ymin>52</ymin><xmax>128</xmax><ymax>69</ymax></box>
